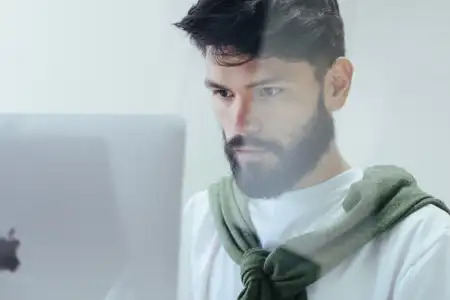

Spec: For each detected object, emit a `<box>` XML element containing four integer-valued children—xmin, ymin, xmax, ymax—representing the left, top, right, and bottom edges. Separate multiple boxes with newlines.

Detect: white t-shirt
<box><xmin>179</xmin><ymin>168</ymin><xmax>450</xmax><ymax>300</ymax></box>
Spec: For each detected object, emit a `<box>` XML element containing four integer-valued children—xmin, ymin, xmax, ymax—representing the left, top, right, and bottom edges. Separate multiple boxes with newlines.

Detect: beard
<box><xmin>224</xmin><ymin>93</ymin><xmax>335</xmax><ymax>198</ymax></box>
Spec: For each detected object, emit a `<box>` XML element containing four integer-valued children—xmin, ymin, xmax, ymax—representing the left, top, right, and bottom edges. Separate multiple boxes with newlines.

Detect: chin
<box><xmin>236</xmin><ymin>180</ymin><xmax>286</xmax><ymax>199</ymax></box>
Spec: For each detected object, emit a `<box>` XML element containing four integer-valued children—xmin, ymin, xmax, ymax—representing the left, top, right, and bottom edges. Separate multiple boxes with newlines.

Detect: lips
<box><xmin>233</xmin><ymin>148</ymin><xmax>267</xmax><ymax>162</ymax></box>
<box><xmin>234</xmin><ymin>147</ymin><xmax>266</xmax><ymax>153</ymax></box>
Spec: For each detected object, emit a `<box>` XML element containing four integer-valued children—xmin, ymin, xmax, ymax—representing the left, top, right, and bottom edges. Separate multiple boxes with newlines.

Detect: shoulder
<box><xmin>183</xmin><ymin>190</ymin><xmax>212</xmax><ymax>231</ymax></box>
<box><xmin>381</xmin><ymin>203</ymin><xmax>450</xmax><ymax>272</ymax></box>
<box><xmin>182</xmin><ymin>176</ymin><xmax>233</xmax><ymax>243</ymax></box>
<box><xmin>385</xmin><ymin>204</ymin><xmax>450</xmax><ymax>298</ymax></box>
<box><xmin>178</xmin><ymin>190</ymin><xmax>217</xmax><ymax>299</ymax></box>
<box><xmin>182</xmin><ymin>189</ymin><xmax>217</xmax><ymax>256</ymax></box>
<box><xmin>392</xmin><ymin>204</ymin><xmax>450</xmax><ymax>247</ymax></box>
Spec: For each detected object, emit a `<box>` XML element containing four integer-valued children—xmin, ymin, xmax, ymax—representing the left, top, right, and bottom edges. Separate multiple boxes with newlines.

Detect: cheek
<box><xmin>259</xmin><ymin>101</ymin><xmax>315</xmax><ymax>146</ymax></box>
<box><xmin>212</xmin><ymin>101</ymin><xmax>233</xmax><ymax>136</ymax></box>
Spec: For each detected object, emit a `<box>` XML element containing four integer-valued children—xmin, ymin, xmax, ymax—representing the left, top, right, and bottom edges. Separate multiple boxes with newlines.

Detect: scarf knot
<box><xmin>240</xmin><ymin>248</ymin><xmax>270</xmax><ymax>285</ymax></box>
<box><xmin>239</xmin><ymin>248</ymin><xmax>276</xmax><ymax>299</ymax></box>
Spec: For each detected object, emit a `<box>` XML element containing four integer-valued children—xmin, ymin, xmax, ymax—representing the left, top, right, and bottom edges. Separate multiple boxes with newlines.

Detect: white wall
<box><xmin>0</xmin><ymin>0</ymin><xmax>183</xmax><ymax>113</ymax></box>
<box><xmin>337</xmin><ymin>0</ymin><xmax>450</xmax><ymax>201</ymax></box>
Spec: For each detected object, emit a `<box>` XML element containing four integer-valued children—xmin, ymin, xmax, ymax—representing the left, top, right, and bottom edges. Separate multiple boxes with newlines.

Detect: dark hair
<box><xmin>174</xmin><ymin>0</ymin><xmax>345</xmax><ymax>74</ymax></box>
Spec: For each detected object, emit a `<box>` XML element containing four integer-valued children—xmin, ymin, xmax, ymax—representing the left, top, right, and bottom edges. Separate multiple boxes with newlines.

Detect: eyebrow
<box><xmin>245</xmin><ymin>77</ymin><xmax>285</xmax><ymax>88</ymax></box>
<box><xmin>204</xmin><ymin>79</ymin><xmax>228</xmax><ymax>90</ymax></box>
<box><xmin>204</xmin><ymin>77</ymin><xmax>285</xmax><ymax>90</ymax></box>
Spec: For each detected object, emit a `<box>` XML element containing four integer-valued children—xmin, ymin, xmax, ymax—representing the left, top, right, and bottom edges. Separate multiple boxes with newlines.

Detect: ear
<box><xmin>323</xmin><ymin>57</ymin><xmax>354</xmax><ymax>112</ymax></box>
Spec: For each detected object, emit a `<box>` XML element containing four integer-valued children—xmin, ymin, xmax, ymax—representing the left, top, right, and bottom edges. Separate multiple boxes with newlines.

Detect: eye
<box><xmin>256</xmin><ymin>87</ymin><xmax>284</xmax><ymax>98</ymax></box>
<box><xmin>212</xmin><ymin>89</ymin><xmax>234</xmax><ymax>100</ymax></box>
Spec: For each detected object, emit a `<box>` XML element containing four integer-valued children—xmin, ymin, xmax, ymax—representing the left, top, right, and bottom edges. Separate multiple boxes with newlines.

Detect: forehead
<box><xmin>205</xmin><ymin>50</ymin><xmax>318</xmax><ymax>85</ymax></box>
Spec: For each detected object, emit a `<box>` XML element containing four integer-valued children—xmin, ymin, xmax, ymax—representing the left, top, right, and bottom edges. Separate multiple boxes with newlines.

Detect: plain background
<box><xmin>1</xmin><ymin>0</ymin><xmax>450</xmax><ymax>298</ymax></box>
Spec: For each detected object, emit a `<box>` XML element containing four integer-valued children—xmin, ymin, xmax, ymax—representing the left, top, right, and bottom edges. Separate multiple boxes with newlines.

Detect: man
<box><xmin>174</xmin><ymin>0</ymin><xmax>450</xmax><ymax>300</ymax></box>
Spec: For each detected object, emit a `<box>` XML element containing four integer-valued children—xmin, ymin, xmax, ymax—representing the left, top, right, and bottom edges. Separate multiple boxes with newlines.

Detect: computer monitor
<box><xmin>0</xmin><ymin>114</ymin><xmax>186</xmax><ymax>300</ymax></box>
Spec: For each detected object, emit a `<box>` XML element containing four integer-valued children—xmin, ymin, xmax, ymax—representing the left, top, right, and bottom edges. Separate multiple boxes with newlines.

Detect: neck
<box><xmin>293</xmin><ymin>142</ymin><xmax>350</xmax><ymax>190</ymax></box>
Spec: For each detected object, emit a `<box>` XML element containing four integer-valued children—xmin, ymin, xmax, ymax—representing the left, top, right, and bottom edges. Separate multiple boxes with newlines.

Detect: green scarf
<box><xmin>208</xmin><ymin>165</ymin><xmax>450</xmax><ymax>300</ymax></box>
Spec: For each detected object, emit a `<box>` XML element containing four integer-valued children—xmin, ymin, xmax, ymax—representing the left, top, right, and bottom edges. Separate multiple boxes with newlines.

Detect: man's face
<box><xmin>205</xmin><ymin>51</ymin><xmax>335</xmax><ymax>198</ymax></box>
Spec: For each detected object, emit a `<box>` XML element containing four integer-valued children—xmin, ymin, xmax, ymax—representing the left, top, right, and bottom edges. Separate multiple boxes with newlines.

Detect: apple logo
<box><xmin>0</xmin><ymin>228</ymin><xmax>20</xmax><ymax>272</ymax></box>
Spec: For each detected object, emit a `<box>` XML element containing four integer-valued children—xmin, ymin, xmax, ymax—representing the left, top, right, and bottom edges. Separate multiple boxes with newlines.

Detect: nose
<box><xmin>233</xmin><ymin>96</ymin><xmax>261</xmax><ymax>134</ymax></box>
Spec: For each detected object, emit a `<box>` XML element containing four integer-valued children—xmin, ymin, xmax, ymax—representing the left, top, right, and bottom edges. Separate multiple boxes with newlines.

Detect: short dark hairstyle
<box><xmin>174</xmin><ymin>0</ymin><xmax>345</xmax><ymax>74</ymax></box>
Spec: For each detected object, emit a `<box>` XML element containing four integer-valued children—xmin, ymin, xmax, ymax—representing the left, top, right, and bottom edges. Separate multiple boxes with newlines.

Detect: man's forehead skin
<box><xmin>205</xmin><ymin>53</ymin><xmax>318</xmax><ymax>88</ymax></box>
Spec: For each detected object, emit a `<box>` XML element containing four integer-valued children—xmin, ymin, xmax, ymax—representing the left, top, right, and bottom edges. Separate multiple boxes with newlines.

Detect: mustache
<box><xmin>226</xmin><ymin>135</ymin><xmax>284</xmax><ymax>154</ymax></box>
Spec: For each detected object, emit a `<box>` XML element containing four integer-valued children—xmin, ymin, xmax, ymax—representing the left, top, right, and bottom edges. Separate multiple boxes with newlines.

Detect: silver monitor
<box><xmin>0</xmin><ymin>114</ymin><xmax>186</xmax><ymax>300</ymax></box>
